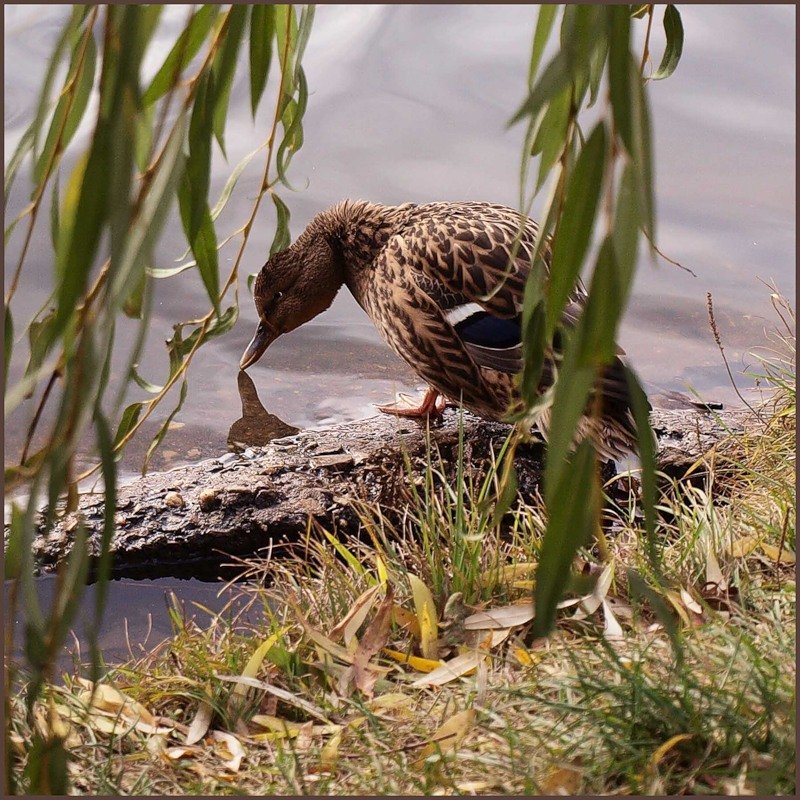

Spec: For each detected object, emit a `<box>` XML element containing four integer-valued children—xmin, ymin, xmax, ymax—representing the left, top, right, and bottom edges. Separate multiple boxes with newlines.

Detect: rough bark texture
<box><xmin>29</xmin><ymin>403</ymin><xmax>753</xmax><ymax>579</ymax></box>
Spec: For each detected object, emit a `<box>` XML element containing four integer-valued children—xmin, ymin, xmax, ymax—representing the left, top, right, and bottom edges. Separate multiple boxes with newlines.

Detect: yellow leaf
<box><xmin>512</xmin><ymin>646</ymin><xmax>534</xmax><ymax>666</ymax></box>
<box><xmin>408</xmin><ymin>574</ymin><xmax>439</xmax><ymax>660</ymax></box>
<box><xmin>411</xmin><ymin>651</ymin><xmax>484</xmax><ymax>687</ymax></box>
<box><xmin>78</xmin><ymin>679</ymin><xmax>154</xmax><ymax>724</ymax></box>
<box><xmin>494</xmin><ymin>562</ymin><xmax>539</xmax><ymax>583</ymax></box>
<box><xmin>251</xmin><ymin>715</ymin><xmax>303</xmax><ymax>738</ymax></box>
<box><xmin>234</xmin><ymin>628</ymin><xmax>288</xmax><ymax>697</ymax></box>
<box><xmin>383</xmin><ymin>648</ymin><xmax>443</xmax><ymax>673</ymax></box>
<box><xmin>760</xmin><ymin>542</ymin><xmax>796</xmax><ymax>564</ymax></box>
<box><xmin>540</xmin><ymin>764</ymin><xmax>583</xmax><ymax>794</ymax></box>
<box><xmin>648</xmin><ymin>733</ymin><xmax>694</xmax><ymax>770</ymax></box>
<box><xmin>391</xmin><ymin>603</ymin><xmax>421</xmax><ymax>638</ymax></box>
<box><xmin>375</xmin><ymin>553</ymin><xmax>389</xmax><ymax>586</ymax></box>
<box><xmin>366</xmin><ymin>693</ymin><xmax>414</xmax><ymax>713</ymax></box>
<box><xmin>728</xmin><ymin>535</ymin><xmax>759</xmax><ymax>557</ymax></box>
<box><xmin>320</xmin><ymin>729</ymin><xmax>342</xmax><ymax>772</ymax></box>
<box><xmin>416</xmin><ymin>708</ymin><xmax>476</xmax><ymax>765</ymax></box>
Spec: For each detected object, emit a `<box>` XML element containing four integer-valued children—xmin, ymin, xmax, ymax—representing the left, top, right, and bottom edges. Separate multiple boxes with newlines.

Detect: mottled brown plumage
<box><xmin>241</xmin><ymin>200</ymin><xmax>640</xmax><ymax>457</ymax></box>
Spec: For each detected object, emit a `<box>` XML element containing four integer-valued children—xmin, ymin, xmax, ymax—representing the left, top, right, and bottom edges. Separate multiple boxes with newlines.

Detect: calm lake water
<box><xmin>4</xmin><ymin>6</ymin><xmax>795</xmax><ymax>657</ymax></box>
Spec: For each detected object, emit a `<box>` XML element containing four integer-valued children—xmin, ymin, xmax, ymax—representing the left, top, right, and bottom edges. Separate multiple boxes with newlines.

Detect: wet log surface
<box><xmin>29</xmin><ymin>401</ymin><xmax>753</xmax><ymax>579</ymax></box>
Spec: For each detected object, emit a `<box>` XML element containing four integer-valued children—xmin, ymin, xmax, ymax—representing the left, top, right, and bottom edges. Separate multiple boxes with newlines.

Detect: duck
<box><xmin>240</xmin><ymin>200</ymin><xmax>640</xmax><ymax>458</ymax></box>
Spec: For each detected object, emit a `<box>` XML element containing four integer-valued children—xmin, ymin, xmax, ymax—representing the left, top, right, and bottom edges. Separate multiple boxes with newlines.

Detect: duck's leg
<box><xmin>376</xmin><ymin>387</ymin><xmax>447</xmax><ymax>418</ymax></box>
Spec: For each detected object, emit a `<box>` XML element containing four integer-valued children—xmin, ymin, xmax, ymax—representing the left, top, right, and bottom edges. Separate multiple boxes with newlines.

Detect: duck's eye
<box><xmin>275</xmin><ymin>291</ymin><xmax>283</xmax><ymax>301</ymax></box>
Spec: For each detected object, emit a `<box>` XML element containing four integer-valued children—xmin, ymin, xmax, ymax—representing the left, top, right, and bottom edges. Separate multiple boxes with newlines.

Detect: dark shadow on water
<box><xmin>227</xmin><ymin>370</ymin><xmax>300</xmax><ymax>450</ymax></box>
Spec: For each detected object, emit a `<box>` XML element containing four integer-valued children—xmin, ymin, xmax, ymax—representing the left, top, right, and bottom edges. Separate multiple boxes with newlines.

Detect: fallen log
<box><xmin>29</xmin><ymin>400</ymin><xmax>753</xmax><ymax>579</ymax></box>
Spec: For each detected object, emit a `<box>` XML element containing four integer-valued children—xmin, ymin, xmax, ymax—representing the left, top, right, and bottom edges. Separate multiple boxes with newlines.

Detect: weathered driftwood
<box><xmin>29</xmin><ymin>401</ymin><xmax>753</xmax><ymax>579</ymax></box>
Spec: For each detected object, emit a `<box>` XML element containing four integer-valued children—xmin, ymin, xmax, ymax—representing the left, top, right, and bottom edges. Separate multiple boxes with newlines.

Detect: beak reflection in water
<box><xmin>227</xmin><ymin>370</ymin><xmax>299</xmax><ymax>450</ymax></box>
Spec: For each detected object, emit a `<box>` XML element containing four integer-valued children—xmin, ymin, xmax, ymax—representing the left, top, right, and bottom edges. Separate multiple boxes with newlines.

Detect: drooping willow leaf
<box><xmin>141</xmin><ymin>4</ymin><xmax>220</xmax><ymax>107</ymax></box>
<box><xmin>652</xmin><ymin>5</ymin><xmax>684</xmax><ymax>80</ymax></box>
<box><xmin>545</xmin><ymin>121</ymin><xmax>607</xmax><ymax>337</ymax></box>
<box><xmin>249</xmin><ymin>4</ymin><xmax>276</xmax><ymax>117</ymax></box>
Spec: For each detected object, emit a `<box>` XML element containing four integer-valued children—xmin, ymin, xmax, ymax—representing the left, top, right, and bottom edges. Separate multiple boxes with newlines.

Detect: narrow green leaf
<box><xmin>180</xmin><ymin>69</ymin><xmax>214</xmax><ymax>240</ymax></box>
<box><xmin>114</xmin><ymin>402</ymin><xmax>143</xmax><ymax>449</ymax></box>
<box><xmin>88</xmin><ymin>412</ymin><xmax>118</xmax><ymax>686</ymax></box>
<box><xmin>4</xmin><ymin>124</ymin><xmax>35</xmax><ymax>203</ymax></box>
<box><xmin>575</xmin><ymin>238</ymin><xmax>622</xmax><ymax>367</ymax></box>
<box><xmin>133</xmin><ymin>103</ymin><xmax>156</xmax><ymax>173</ymax></box>
<box><xmin>49</xmin><ymin>169</ymin><xmax>61</xmax><ymax>253</ymax></box>
<box><xmin>211</xmin><ymin>143</ymin><xmax>263</xmax><ymax>221</ymax></box>
<box><xmin>546</xmin><ymin>122</ymin><xmax>607</xmax><ymax>337</ymax></box>
<box><xmin>270</xmin><ymin>193</ymin><xmax>291</xmax><ymax>255</ymax></box>
<box><xmin>543</xmin><ymin>362</ymin><xmax>596</xmax><ymax>502</ymax></box>
<box><xmin>211</xmin><ymin>4</ymin><xmax>248</xmax><ymax>155</ymax></box>
<box><xmin>533</xmin><ymin>438</ymin><xmax>597</xmax><ymax>638</ymax></box>
<box><xmin>4</xmin><ymin>305</ymin><xmax>13</xmax><ymax>380</ymax></box>
<box><xmin>528</xmin><ymin>4</ymin><xmax>559</xmax><ymax>88</ymax></box>
<box><xmin>30</xmin><ymin>5</ymin><xmax>86</xmax><ymax>165</ymax></box>
<box><xmin>293</xmin><ymin>4</ymin><xmax>316</xmax><ymax>82</ymax></box>
<box><xmin>624</xmin><ymin>367</ymin><xmax>660</xmax><ymax>577</ymax></box>
<box><xmin>631</xmin><ymin>57</ymin><xmax>656</xmax><ymax>243</ymax></box>
<box><xmin>587</xmin><ymin>35</ymin><xmax>609</xmax><ymax>108</ymax></box>
<box><xmin>519</xmin><ymin>299</ymin><xmax>546</xmax><ymax>407</ymax></box>
<box><xmin>652</xmin><ymin>5</ymin><xmax>683</xmax><ymax>80</ymax></box>
<box><xmin>131</xmin><ymin>364</ymin><xmax>164</xmax><ymax>394</ymax></box>
<box><xmin>142</xmin><ymin>5</ymin><xmax>220</xmax><ymax>106</ymax></box>
<box><xmin>190</xmin><ymin>208</ymin><xmax>221</xmax><ymax>311</ymax></box>
<box><xmin>108</xmin><ymin>112</ymin><xmax>187</xmax><ymax>312</ymax></box>
<box><xmin>509</xmin><ymin>50</ymin><xmax>570</xmax><ymax>127</ymax></box>
<box><xmin>34</xmin><ymin>31</ymin><xmax>97</xmax><ymax>184</ymax></box>
<box><xmin>122</xmin><ymin>273</ymin><xmax>146</xmax><ymax>319</ymax></box>
<box><xmin>607</xmin><ymin>5</ymin><xmax>633</xmax><ymax>153</ymax></box>
<box><xmin>611</xmin><ymin>162</ymin><xmax>641</xmax><ymax>291</ymax></box>
<box><xmin>491</xmin><ymin>444</ymin><xmax>519</xmax><ymax>526</ymax></box>
<box><xmin>531</xmin><ymin>86</ymin><xmax>571</xmax><ymax>192</ymax></box>
<box><xmin>249</xmin><ymin>4</ymin><xmax>275</xmax><ymax>116</ymax></box>
<box><xmin>24</xmin><ymin>308</ymin><xmax>57</xmax><ymax>380</ymax></box>
<box><xmin>275</xmin><ymin>4</ymin><xmax>299</xmax><ymax>105</ymax></box>
<box><xmin>275</xmin><ymin>67</ymin><xmax>309</xmax><ymax>187</ymax></box>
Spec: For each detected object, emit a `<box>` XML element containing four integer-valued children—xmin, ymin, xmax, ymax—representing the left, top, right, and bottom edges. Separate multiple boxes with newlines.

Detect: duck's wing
<box><xmin>395</xmin><ymin>202</ymin><xmax>588</xmax><ymax>376</ymax></box>
<box><xmin>368</xmin><ymin>236</ymin><xmax>498</xmax><ymax>413</ymax></box>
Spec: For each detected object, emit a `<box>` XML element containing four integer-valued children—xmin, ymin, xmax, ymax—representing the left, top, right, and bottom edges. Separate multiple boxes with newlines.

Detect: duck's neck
<box><xmin>310</xmin><ymin>200</ymin><xmax>415</xmax><ymax>283</ymax></box>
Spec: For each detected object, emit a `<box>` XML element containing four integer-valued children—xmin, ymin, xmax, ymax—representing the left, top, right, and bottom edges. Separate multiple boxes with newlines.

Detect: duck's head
<box><xmin>239</xmin><ymin>232</ymin><xmax>344</xmax><ymax>370</ymax></box>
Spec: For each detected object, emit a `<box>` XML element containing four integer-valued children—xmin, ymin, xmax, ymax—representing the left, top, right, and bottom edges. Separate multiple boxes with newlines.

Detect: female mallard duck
<box><xmin>240</xmin><ymin>200</ymin><xmax>640</xmax><ymax>458</ymax></box>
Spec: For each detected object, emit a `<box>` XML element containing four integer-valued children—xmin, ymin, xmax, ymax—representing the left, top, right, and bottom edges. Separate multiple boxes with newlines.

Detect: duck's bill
<box><xmin>239</xmin><ymin>322</ymin><xmax>275</xmax><ymax>370</ymax></box>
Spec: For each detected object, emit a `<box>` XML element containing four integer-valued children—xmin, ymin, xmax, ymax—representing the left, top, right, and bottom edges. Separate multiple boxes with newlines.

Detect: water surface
<box><xmin>4</xmin><ymin>5</ymin><xmax>795</xmax><ymax>657</ymax></box>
